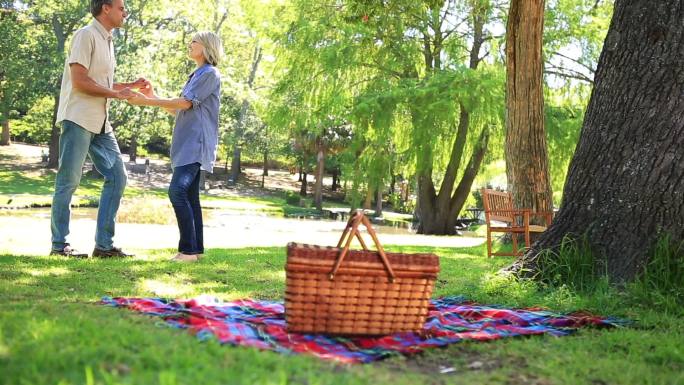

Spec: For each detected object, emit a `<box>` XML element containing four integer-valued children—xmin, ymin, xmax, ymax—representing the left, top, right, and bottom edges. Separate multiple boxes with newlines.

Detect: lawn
<box><xmin>1</xmin><ymin>245</ymin><xmax>682</xmax><ymax>385</ymax></box>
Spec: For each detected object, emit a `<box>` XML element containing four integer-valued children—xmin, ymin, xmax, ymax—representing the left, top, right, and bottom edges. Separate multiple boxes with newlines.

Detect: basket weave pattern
<box><xmin>284</xmin><ymin>212</ymin><xmax>439</xmax><ymax>335</ymax></box>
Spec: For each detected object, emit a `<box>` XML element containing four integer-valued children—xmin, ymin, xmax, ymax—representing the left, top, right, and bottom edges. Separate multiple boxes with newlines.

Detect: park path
<box><xmin>0</xmin><ymin>214</ymin><xmax>484</xmax><ymax>257</ymax></box>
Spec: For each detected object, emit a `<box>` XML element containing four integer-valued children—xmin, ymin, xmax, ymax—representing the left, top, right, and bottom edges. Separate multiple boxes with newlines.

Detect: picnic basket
<box><xmin>285</xmin><ymin>210</ymin><xmax>440</xmax><ymax>335</ymax></box>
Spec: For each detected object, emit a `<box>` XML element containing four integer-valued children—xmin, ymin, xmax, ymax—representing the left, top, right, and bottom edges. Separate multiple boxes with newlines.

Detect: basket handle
<box><xmin>329</xmin><ymin>210</ymin><xmax>396</xmax><ymax>283</ymax></box>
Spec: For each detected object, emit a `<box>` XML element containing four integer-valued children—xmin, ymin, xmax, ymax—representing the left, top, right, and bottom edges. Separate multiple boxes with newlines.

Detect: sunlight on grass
<box><xmin>140</xmin><ymin>278</ymin><xmax>194</xmax><ymax>297</ymax></box>
<box><xmin>26</xmin><ymin>267</ymin><xmax>71</xmax><ymax>277</ymax></box>
<box><xmin>28</xmin><ymin>319</ymin><xmax>58</xmax><ymax>341</ymax></box>
<box><xmin>0</xmin><ymin>327</ymin><xmax>8</xmax><ymax>359</ymax></box>
<box><xmin>256</xmin><ymin>270</ymin><xmax>286</xmax><ymax>281</ymax></box>
<box><xmin>12</xmin><ymin>276</ymin><xmax>38</xmax><ymax>286</ymax></box>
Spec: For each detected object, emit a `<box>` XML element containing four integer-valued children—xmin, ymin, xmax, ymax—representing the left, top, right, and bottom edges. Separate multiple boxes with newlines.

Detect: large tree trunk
<box><xmin>505</xmin><ymin>0</ymin><xmax>552</xmax><ymax>220</ymax></box>
<box><xmin>0</xmin><ymin>119</ymin><xmax>9</xmax><ymax>146</ymax></box>
<box><xmin>509</xmin><ymin>0</ymin><xmax>684</xmax><ymax>283</ymax></box>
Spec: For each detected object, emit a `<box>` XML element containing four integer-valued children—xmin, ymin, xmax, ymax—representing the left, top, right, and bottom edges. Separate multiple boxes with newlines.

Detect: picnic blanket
<box><xmin>100</xmin><ymin>296</ymin><xmax>623</xmax><ymax>363</ymax></box>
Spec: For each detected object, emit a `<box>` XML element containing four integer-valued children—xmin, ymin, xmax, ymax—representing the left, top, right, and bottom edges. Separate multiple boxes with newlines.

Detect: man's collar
<box><xmin>91</xmin><ymin>18</ymin><xmax>113</xmax><ymax>40</ymax></box>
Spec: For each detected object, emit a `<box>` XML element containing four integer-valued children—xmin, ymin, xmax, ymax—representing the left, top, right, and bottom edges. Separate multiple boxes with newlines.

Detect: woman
<box><xmin>129</xmin><ymin>31</ymin><xmax>223</xmax><ymax>261</ymax></box>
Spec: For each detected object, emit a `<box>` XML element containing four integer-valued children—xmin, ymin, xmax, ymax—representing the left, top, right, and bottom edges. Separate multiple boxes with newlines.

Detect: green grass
<box><xmin>1</xmin><ymin>245</ymin><xmax>682</xmax><ymax>385</ymax></box>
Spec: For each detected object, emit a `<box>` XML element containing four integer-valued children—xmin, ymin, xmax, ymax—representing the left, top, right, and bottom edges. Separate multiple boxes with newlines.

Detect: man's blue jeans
<box><xmin>168</xmin><ymin>163</ymin><xmax>203</xmax><ymax>254</ymax></box>
<box><xmin>51</xmin><ymin>120</ymin><xmax>127</xmax><ymax>251</ymax></box>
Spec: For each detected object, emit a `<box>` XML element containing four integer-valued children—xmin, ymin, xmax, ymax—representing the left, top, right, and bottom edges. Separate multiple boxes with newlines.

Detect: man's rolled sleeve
<box><xmin>181</xmin><ymin>71</ymin><xmax>220</xmax><ymax>109</ymax></box>
<box><xmin>67</xmin><ymin>30</ymin><xmax>94</xmax><ymax>70</ymax></box>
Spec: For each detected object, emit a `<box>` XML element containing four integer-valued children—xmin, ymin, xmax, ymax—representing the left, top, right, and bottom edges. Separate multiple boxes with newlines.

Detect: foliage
<box><xmin>9</xmin><ymin>97</ymin><xmax>54</xmax><ymax>144</ymax></box>
<box><xmin>631</xmin><ymin>235</ymin><xmax>684</xmax><ymax>313</ymax></box>
<box><xmin>534</xmin><ymin>234</ymin><xmax>607</xmax><ymax>293</ymax></box>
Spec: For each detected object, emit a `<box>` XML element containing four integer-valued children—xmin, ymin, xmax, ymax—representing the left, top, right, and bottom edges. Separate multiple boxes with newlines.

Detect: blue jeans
<box><xmin>51</xmin><ymin>120</ymin><xmax>127</xmax><ymax>251</ymax></box>
<box><xmin>168</xmin><ymin>163</ymin><xmax>204</xmax><ymax>254</ymax></box>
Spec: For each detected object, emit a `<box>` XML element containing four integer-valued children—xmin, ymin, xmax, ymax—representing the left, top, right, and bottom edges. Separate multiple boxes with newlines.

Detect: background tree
<box><xmin>25</xmin><ymin>0</ymin><xmax>89</xmax><ymax>167</ymax></box>
<box><xmin>505</xmin><ymin>0</ymin><xmax>553</xmax><ymax>219</ymax></box>
<box><xmin>0</xmin><ymin>4</ymin><xmax>26</xmax><ymax>146</ymax></box>
<box><xmin>510</xmin><ymin>0</ymin><xmax>684</xmax><ymax>282</ymax></box>
<box><xmin>273</xmin><ymin>0</ymin><xmax>505</xmax><ymax>232</ymax></box>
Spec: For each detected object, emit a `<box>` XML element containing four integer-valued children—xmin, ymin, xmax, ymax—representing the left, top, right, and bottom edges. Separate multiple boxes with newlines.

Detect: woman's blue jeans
<box><xmin>51</xmin><ymin>120</ymin><xmax>128</xmax><ymax>251</ymax></box>
<box><xmin>168</xmin><ymin>163</ymin><xmax>204</xmax><ymax>254</ymax></box>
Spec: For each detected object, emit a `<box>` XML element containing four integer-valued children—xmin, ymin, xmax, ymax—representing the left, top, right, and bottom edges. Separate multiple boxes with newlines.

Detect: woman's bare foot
<box><xmin>171</xmin><ymin>253</ymin><xmax>199</xmax><ymax>262</ymax></box>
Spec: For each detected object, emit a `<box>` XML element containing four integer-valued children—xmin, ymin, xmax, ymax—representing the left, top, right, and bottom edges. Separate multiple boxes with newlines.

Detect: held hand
<box><xmin>130</xmin><ymin>77</ymin><xmax>151</xmax><ymax>92</ymax></box>
<box><xmin>138</xmin><ymin>81</ymin><xmax>156</xmax><ymax>98</ymax></box>
<box><xmin>126</xmin><ymin>91</ymin><xmax>148</xmax><ymax>106</ymax></box>
<box><xmin>115</xmin><ymin>88</ymin><xmax>137</xmax><ymax>100</ymax></box>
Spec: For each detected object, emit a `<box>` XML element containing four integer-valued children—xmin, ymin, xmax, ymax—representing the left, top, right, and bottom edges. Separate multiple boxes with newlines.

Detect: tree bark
<box><xmin>509</xmin><ymin>0</ymin><xmax>684</xmax><ymax>283</ymax></box>
<box><xmin>0</xmin><ymin>119</ymin><xmax>9</xmax><ymax>146</ymax></box>
<box><xmin>505</xmin><ymin>0</ymin><xmax>553</xmax><ymax>221</ymax></box>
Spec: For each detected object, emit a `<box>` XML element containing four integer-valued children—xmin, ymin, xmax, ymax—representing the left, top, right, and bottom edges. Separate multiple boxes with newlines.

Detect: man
<box><xmin>50</xmin><ymin>0</ymin><xmax>147</xmax><ymax>258</ymax></box>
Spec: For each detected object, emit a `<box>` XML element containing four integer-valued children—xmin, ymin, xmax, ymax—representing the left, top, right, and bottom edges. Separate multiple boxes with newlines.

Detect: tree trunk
<box><xmin>505</xmin><ymin>0</ymin><xmax>552</xmax><ymax>221</ymax></box>
<box><xmin>47</xmin><ymin>15</ymin><xmax>73</xmax><ymax>169</ymax></box>
<box><xmin>375</xmin><ymin>185</ymin><xmax>383</xmax><ymax>217</ymax></box>
<box><xmin>331</xmin><ymin>168</ymin><xmax>339</xmax><ymax>191</ymax></box>
<box><xmin>200</xmin><ymin>171</ymin><xmax>207</xmax><ymax>191</ymax></box>
<box><xmin>363</xmin><ymin>187</ymin><xmax>373</xmax><ymax>210</ymax></box>
<box><xmin>313</xmin><ymin>145</ymin><xmax>325</xmax><ymax>211</ymax></box>
<box><xmin>418</xmin><ymin>126</ymin><xmax>490</xmax><ymax>234</ymax></box>
<box><xmin>0</xmin><ymin>119</ymin><xmax>9</xmax><ymax>146</ymax></box>
<box><xmin>230</xmin><ymin>45</ymin><xmax>262</xmax><ymax>186</ymax></box>
<box><xmin>262</xmin><ymin>149</ymin><xmax>269</xmax><ymax>177</ymax></box>
<box><xmin>509</xmin><ymin>0</ymin><xmax>684</xmax><ymax>283</ymax></box>
<box><xmin>299</xmin><ymin>172</ymin><xmax>307</xmax><ymax>196</ymax></box>
<box><xmin>129</xmin><ymin>137</ymin><xmax>138</xmax><ymax>163</ymax></box>
<box><xmin>47</xmin><ymin>89</ymin><xmax>61</xmax><ymax>169</ymax></box>
<box><xmin>229</xmin><ymin>101</ymin><xmax>246</xmax><ymax>185</ymax></box>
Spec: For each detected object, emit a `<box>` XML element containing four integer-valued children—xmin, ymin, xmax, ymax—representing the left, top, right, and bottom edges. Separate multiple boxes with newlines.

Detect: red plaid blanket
<box><xmin>101</xmin><ymin>296</ymin><xmax>624</xmax><ymax>363</ymax></box>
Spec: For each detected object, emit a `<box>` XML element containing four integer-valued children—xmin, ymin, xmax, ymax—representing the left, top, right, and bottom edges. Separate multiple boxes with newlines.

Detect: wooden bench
<box><xmin>481</xmin><ymin>188</ymin><xmax>553</xmax><ymax>257</ymax></box>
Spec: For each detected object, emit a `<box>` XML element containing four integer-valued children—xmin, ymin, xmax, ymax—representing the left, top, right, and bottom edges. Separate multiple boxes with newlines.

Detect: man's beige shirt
<box><xmin>56</xmin><ymin>19</ymin><xmax>116</xmax><ymax>134</ymax></box>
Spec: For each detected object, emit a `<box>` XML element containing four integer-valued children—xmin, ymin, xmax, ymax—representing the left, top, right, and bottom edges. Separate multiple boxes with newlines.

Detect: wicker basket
<box><xmin>285</xmin><ymin>211</ymin><xmax>439</xmax><ymax>335</ymax></box>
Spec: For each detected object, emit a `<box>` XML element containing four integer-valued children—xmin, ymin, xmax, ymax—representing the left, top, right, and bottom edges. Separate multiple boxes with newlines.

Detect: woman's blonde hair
<box><xmin>193</xmin><ymin>31</ymin><xmax>224</xmax><ymax>66</ymax></box>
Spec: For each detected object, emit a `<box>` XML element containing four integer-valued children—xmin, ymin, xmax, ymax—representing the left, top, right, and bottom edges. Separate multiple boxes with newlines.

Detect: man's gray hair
<box><xmin>91</xmin><ymin>0</ymin><xmax>113</xmax><ymax>17</ymax></box>
<box><xmin>193</xmin><ymin>31</ymin><xmax>224</xmax><ymax>67</ymax></box>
